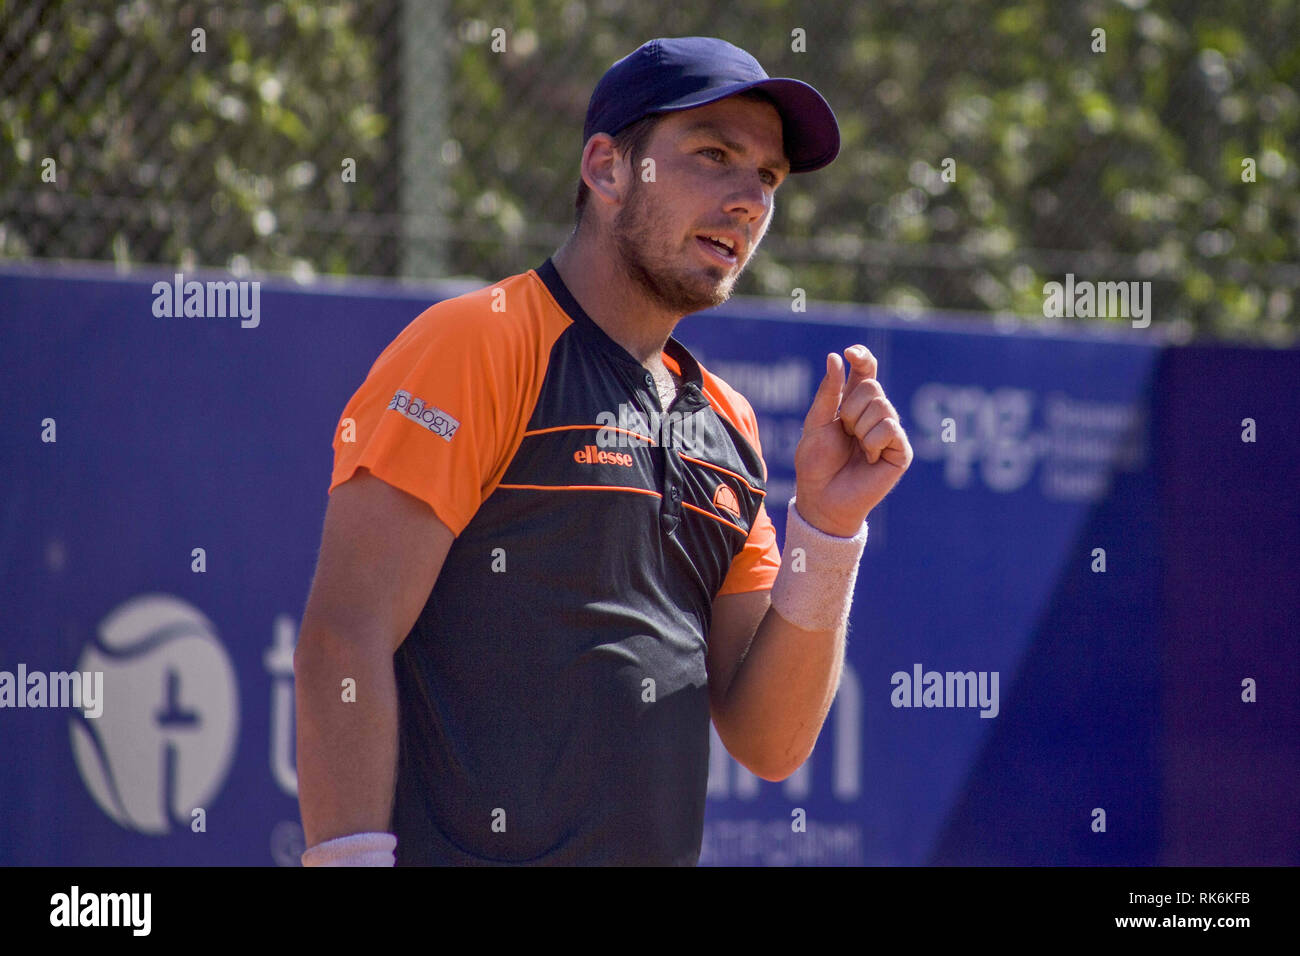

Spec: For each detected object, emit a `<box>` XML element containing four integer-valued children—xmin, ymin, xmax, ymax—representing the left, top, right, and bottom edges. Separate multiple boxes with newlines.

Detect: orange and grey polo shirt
<box><xmin>329</xmin><ymin>257</ymin><xmax>781</xmax><ymax>865</ymax></box>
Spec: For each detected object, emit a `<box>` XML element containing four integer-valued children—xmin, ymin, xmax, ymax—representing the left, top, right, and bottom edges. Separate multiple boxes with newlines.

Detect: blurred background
<box><xmin>1</xmin><ymin>1</ymin><xmax>1297</xmax><ymax>868</ymax></box>
<box><xmin>3</xmin><ymin>0</ymin><xmax>1298</xmax><ymax>341</ymax></box>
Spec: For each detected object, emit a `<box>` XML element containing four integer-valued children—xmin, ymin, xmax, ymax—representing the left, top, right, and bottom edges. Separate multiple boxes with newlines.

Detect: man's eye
<box><xmin>700</xmin><ymin>147</ymin><xmax>724</xmax><ymax>161</ymax></box>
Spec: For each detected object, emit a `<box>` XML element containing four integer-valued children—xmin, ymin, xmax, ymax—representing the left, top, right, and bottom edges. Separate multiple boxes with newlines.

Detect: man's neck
<box><xmin>550</xmin><ymin>231</ymin><xmax>681</xmax><ymax>369</ymax></box>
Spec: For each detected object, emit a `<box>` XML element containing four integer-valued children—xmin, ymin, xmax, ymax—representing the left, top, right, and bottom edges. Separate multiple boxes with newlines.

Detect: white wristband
<box><xmin>301</xmin><ymin>831</ymin><xmax>397</xmax><ymax>867</ymax></box>
<box><xmin>769</xmin><ymin>497</ymin><xmax>868</xmax><ymax>633</ymax></box>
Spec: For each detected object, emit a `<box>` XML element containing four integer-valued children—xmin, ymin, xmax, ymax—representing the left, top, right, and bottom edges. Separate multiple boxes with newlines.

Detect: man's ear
<box><xmin>580</xmin><ymin>133</ymin><xmax>629</xmax><ymax>210</ymax></box>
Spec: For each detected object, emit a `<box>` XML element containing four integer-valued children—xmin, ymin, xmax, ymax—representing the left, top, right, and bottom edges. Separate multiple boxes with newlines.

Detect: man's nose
<box><xmin>725</xmin><ymin>173</ymin><xmax>772</xmax><ymax>223</ymax></box>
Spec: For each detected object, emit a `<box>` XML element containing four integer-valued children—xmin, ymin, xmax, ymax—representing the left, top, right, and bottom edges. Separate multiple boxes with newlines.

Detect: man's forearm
<box><xmin>294</xmin><ymin>627</ymin><xmax>399</xmax><ymax>848</ymax></box>
<box><xmin>717</xmin><ymin>605</ymin><xmax>846</xmax><ymax>781</ymax></box>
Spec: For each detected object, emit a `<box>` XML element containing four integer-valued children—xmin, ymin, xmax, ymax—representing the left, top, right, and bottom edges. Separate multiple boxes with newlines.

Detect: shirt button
<box><xmin>644</xmin><ymin>373</ymin><xmax>654</xmax><ymax>387</ymax></box>
<box><xmin>669</xmin><ymin>485</ymin><xmax>681</xmax><ymax>502</ymax></box>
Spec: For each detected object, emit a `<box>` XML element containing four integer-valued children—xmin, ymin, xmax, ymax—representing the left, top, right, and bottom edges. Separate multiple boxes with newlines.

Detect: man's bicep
<box><xmin>302</xmin><ymin>468</ymin><xmax>455</xmax><ymax>655</ymax></box>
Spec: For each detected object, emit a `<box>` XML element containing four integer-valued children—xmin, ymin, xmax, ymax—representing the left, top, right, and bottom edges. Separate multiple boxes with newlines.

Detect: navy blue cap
<box><xmin>583</xmin><ymin>37</ymin><xmax>840</xmax><ymax>174</ymax></box>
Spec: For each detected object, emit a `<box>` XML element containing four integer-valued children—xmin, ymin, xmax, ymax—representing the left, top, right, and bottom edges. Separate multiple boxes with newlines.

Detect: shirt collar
<box><xmin>535</xmin><ymin>257</ymin><xmax>705</xmax><ymax>393</ymax></box>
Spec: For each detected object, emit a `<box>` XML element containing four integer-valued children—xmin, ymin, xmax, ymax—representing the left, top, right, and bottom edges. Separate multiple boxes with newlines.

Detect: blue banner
<box><xmin>1</xmin><ymin>264</ymin><xmax>1295</xmax><ymax>865</ymax></box>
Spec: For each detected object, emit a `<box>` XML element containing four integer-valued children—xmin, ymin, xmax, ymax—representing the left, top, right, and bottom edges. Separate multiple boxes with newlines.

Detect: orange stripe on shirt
<box><xmin>496</xmin><ymin>483</ymin><xmax>663</xmax><ymax>498</ymax></box>
<box><xmin>681</xmin><ymin>501</ymin><xmax>748</xmax><ymax>536</ymax></box>
<box><xmin>676</xmin><ymin>453</ymin><xmax>767</xmax><ymax>497</ymax></box>
<box><xmin>524</xmin><ymin>424</ymin><xmax>656</xmax><ymax>444</ymax></box>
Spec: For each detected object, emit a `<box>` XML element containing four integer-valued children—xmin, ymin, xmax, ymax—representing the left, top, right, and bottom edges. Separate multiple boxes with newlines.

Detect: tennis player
<box><xmin>295</xmin><ymin>36</ymin><xmax>912</xmax><ymax>866</ymax></box>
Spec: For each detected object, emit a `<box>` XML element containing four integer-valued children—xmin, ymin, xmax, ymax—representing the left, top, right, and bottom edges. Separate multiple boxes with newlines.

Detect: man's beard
<box><xmin>611</xmin><ymin>179</ymin><xmax>741</xmax><ymax>315</ymax></box>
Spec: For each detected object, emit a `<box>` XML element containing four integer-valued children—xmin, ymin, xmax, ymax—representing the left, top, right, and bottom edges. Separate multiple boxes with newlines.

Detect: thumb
<box><xmin>803</xmin><ymin>352</ymin><xmax>844</xmax><ymax>432</ymax></box>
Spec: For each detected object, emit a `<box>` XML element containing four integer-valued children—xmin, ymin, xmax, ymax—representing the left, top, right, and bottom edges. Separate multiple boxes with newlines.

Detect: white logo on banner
<box><xmin>910</xmin><ymin>384</ymin><xmax>1147</xmax><ymax>501</ymax></box>
<box><xmin>70</xmin><ymin>595</ymin><xmax>240</xmax><ymax>835</ymax></box>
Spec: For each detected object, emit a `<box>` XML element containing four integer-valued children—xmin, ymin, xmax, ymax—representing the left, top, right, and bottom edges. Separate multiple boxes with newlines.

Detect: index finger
<box><xmin>842</xmin><ymin>344</ymin><xmax>878</xmax><ymax>395</ymax></box>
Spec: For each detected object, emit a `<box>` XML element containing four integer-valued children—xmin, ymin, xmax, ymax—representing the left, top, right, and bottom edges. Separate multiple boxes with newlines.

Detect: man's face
<box><xmin>610</xmin><ymin>95</ymin><xmax>789</xmax><ymax>315</ymax></box>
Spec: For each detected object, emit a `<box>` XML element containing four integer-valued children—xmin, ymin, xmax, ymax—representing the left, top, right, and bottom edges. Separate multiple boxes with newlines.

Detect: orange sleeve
<box><xmin>716</xmin><ymin>498</ymin><xmax>782</xmax><ymax>595</ymax></box>
<box><xmin>710</xmin><ymin>382</ymin><xmax>782</xmax><ymax>596</ymax></box>
<box><xmin>329</xmin><ymin>277</ymin><xmax>562</xmax><ymax>536</ymax></box>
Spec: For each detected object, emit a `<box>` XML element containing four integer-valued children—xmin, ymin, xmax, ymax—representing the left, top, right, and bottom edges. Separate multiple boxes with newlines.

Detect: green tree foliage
<box><xmin>441</xmin><ymin>0</ymin><xmax>1297</xmax><ymax>343</ymax></box>
<box><xmin>3</xmin><ymin>0</ymin><xmax>1296</xmax><ymax>342</ymax></box>
<box><xmin>1</xmin><ymin>0</ymin><xmax>393</xmax><ymax>277</ymax></box>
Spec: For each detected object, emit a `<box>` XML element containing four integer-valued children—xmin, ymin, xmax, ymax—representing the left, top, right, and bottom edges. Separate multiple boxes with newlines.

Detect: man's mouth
<box><xmin>696</xmin><ymin>234</ymin><xmax>738</xmax><ymax>265</ymax></box>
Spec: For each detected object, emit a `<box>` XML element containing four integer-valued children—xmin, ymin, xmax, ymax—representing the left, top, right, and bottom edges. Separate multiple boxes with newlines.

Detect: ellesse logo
<box><xmin>713</xmin><ymin>483</ymin><xmax>741</xmax><ymax>519</ymax></box>
<box><xmin>574</xmin><ymin>444</ymin><xmax>634</xmax><ymax>468</ymax></box>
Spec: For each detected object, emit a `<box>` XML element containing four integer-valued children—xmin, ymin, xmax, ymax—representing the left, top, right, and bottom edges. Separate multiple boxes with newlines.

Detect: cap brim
<box><xmin>650</xmin><ymin>77</ymin><xmax>840</xmax><ymax>173</ymax></box>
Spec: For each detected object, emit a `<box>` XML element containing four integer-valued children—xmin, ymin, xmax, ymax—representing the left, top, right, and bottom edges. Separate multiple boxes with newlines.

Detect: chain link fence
<box><xmin>3</xmin><ymin>0</ymin><xmax>1297</xmax><ymax>342</ymax></box>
